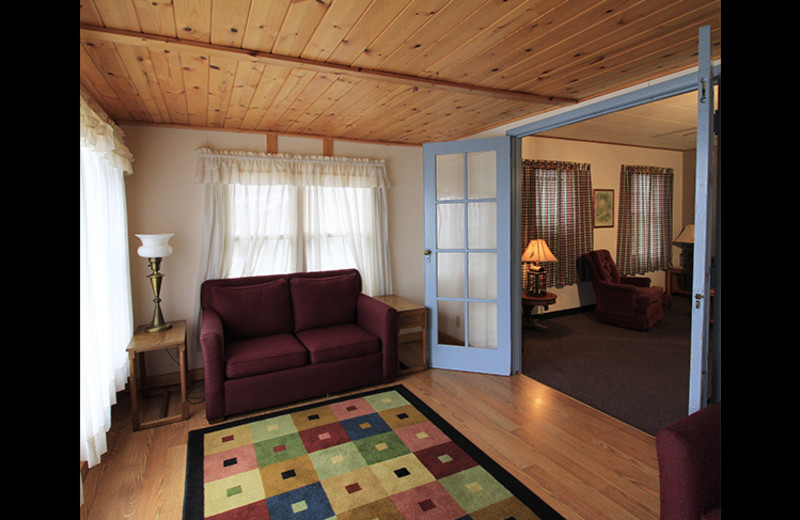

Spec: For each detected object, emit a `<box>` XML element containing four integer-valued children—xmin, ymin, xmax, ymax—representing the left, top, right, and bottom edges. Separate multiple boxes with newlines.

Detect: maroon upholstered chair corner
<box><xmin>656</xmin><ymin>402</ymin><xmax>721</xmax><ymax>520</ymax></box>
<box><xmin>582</xmin><ymin>249</ymin><xmax>667</xmax><ymax>330</ymax></box>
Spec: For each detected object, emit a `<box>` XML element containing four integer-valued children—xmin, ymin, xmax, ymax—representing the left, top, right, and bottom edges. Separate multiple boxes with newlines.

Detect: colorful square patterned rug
<box><xmin>183</xmin><ymin>385</ymin><xmax>565</xmax><ymax>519</ymax></box>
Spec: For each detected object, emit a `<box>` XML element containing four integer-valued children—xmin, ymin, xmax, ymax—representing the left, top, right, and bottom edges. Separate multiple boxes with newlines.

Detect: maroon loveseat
<box><xmin>199</xmin><ymin>269</ymin><xmax>398</xmax><ymax>423</ymax></box>
<box><xmin>582</xmin><ymin>249</ymin><xmax>667</xmax><ymax>330</ymax></box>
<box><xmin>656</xmin><ymin>402</ymin><xmax>721</xmax><ymax>520</ymax></box>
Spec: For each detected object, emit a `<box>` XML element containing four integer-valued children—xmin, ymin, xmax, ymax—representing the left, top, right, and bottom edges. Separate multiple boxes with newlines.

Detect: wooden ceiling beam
<box><xmin>80</xmin><ymin>24</ymin><xmax>577</xmax><ymax>107</ymax></box>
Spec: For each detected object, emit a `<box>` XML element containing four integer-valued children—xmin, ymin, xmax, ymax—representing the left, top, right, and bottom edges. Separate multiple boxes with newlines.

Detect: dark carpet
<box><xmin>522</xmin><ymin>295</ymin><xmax>692</xmax><ymax>436</ymax></box>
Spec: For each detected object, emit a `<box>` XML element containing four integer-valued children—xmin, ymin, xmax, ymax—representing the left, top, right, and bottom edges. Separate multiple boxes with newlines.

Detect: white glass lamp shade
<box><xmin>136</xmin><ymin>233</ymin><xmax>174</xmax><ymax>258</ymax></box>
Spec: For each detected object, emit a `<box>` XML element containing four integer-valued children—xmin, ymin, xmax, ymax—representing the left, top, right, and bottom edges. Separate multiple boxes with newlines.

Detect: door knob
<box><xmin>423</xmin><ymin>249</ymin><xmax>431</xmax><ymax>255</ymax></box>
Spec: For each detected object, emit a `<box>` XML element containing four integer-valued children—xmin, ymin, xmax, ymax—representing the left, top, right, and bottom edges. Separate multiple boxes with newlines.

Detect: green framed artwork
<box><xmin>593</xmin><ymin>189</ymin><xmax>614</xmax><ymax>228</ymax></box>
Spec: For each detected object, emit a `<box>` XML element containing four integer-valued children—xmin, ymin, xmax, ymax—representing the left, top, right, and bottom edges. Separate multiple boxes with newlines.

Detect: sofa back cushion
<box><xmin>290</xmin><ymin>271</ymin><xmax>361</xmax><ymax>332</ymax></box>
<box><xmin>206</xmin><ymin>278</ymin><xmax>294</xmax><ymax>340</ymax></box>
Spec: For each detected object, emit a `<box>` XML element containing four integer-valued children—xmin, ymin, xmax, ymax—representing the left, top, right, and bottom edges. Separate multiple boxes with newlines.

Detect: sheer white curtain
<box><xmin>303</xmin><ymin>184</ymin><xmax>392</xmax><ymax>295</ymax></box>
<box><xmin>195</xmin><ymin>148</ymin><xmax>392</xmax><ymax>296</ymax></box>
<box><xmin>80</xmin><ymin>93</ymin><xmax>135</xmax><ymax>467</ymax></box>
<box><xmin>228</xmin><ymin>183</ymin><xmax>301</xmax><ymax>277</ymax></box>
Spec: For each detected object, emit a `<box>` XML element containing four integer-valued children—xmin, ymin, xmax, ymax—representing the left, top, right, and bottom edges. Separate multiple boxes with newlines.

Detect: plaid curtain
<box><xmin>617</xmin><ymin>164</ymin><xmax>673</xmax><ymax>274</ymax></box>
<box><xmin>521</xmin><ymin>159</ymin><xmax>593</xmax><ymax>288</ymax></box>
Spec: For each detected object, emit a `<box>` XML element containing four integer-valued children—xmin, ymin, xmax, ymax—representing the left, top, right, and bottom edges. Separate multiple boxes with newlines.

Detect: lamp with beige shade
<box><xmin>521</xmin><ymin>239</ymin><xmax>558</xmax><ymax>296</ymax></box>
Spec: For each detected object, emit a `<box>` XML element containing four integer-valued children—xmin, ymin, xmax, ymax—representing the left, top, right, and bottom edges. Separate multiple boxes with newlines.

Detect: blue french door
<box><xmin>422</xmin><ymin>137</ymin><xmax>513</xmax><ymax>375</ymax></box>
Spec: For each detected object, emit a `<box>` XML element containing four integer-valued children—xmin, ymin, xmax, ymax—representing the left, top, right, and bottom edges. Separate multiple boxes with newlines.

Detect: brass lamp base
<box><xmin>144</xmin><ymin>257</ymin><xmax>172</xmax><ymax>333</ymax></box>
<box><xmin>145</xmin><ymin>322</ymin><xmax>172</xmax><ymax>333</ymax></box>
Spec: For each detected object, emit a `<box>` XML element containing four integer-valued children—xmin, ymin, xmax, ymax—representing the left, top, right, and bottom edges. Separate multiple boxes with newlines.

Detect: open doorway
<box><xmin>516</xmin><ymin>89</ymin><xmax>715</xmax><ymax>435</ymax></box>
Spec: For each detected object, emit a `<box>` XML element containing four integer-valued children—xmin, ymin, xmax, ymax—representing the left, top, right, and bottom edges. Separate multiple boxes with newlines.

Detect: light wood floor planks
<box><xmin>80</xmin><ymin>370</ymin><xmax>659</xmax><ymax>520</ymax></box>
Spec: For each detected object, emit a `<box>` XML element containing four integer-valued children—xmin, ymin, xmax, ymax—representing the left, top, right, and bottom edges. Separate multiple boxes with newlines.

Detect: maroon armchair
<box><xmin>656</xmin><ymin>402</ymin><xmax>721</xmax><ymax>520</ymax></box>
<box><xmin>582</xmin><ymin>249</ymin><xmax>667</xmax><ymax>330</ymax></box>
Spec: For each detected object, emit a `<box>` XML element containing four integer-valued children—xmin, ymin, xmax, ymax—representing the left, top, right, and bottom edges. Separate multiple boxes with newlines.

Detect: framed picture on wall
<box><xmin>593</xmin><ymin>189</ymin><xmax>614</xmax><ymax>228</ymax></box>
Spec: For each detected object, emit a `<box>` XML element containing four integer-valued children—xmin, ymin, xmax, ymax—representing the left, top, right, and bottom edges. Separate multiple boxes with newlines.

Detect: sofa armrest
<box><xmin>656</xmin><ymin>402</ymin><xmax>721</xmax><ymax>520</ymax></box>
<box><xmin>199</xmin><ymin>309</ymin><xmax>226</xmax><ymax>421</ymax></box>
<box><xmin>357</xmin><ymin>294</ymin><xmax>399</xmax><ymax>380</ymax></box>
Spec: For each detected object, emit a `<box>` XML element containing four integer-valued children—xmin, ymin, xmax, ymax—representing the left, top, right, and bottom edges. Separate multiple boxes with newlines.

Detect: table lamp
<box><xmin>521</xmin><ymin>239</ymin><xmax>558</xmax><ymax>296</ymax></box>
<box><xmin>136</xmin><ymin>233</ymin><xmax>174</xmax><ymax>333</ymax></box>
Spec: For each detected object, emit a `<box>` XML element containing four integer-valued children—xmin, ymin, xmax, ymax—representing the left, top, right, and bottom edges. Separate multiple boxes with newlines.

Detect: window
<box><xmin>197</xmin><ymin>149</ymin><xmax>392</xmax><ymax>296</ymax></box>
<box><xmin>521</xmin><ymin>160</ymin><xmax>594</xmax><ymax>287</ymax></box>
<box><xmin>228</xmin><ymin>183</ymin><xmax>299</xmax><ymax>277</ymax></box>
<box><xmin>617</xmin><ymin>164</ymin><xmax>673</xmax><ymax>274</ymax></box>
<box><xmin>303</xmin><ymin>185</ymin><xmax>385</xmax><ymax>277</ymax></box>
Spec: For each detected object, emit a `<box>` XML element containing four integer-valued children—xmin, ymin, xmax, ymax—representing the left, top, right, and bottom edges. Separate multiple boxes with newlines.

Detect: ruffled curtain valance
<box><xmin>195</xmin><ymin>148</ymin><xmax>390</xmax><ymax>189</ymax></box>
<box><xmin>79</xmin><ymin>90</ymin><xmax>134</xmax><ymax>175</ymax></box>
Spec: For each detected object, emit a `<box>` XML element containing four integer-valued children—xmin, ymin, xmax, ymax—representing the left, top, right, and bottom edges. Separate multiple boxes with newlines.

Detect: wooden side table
<box><xmin>374</xmin><ymin>295</ymin><xmax>428</xmax><ymax>373</ymax></box>
<box><xmin>667</xmin><ymin>267</ymin><xmax>691</xmax><ymax>295</ymax></box>
<box><xmin>126</xmin><ymin>319</ymin><xmax>189</xmax><ymax>431</ymax></box>
<box><xmin>522</xmin><ymin>292</ymin><xmax>557</xmax><ymax>331</ymax></box>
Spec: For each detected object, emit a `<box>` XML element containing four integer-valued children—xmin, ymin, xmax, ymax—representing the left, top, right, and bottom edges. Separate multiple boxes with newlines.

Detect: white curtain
<box><xmin>195</xmin><ymin>148</ymin><xmax>392</xmax><ymax>296</ymax></box>
<box><xmin>80</xmin><ymin>92</ymin><xmax>134</xmax><ymax>468</ymax></box>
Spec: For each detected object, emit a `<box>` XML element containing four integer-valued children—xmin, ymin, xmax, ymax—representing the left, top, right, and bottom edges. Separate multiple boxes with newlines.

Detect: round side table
<box><xmin>522</xmin><ymin>292</ymin><xmax>557</xmax><ymax>331</ymax></box>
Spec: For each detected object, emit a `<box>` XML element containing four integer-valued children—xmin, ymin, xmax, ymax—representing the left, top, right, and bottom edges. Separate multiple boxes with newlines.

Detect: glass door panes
<box><xmin>435</xmin><ymin>151</ymin><xmax>498</xmax><ymax>350</ymax></box>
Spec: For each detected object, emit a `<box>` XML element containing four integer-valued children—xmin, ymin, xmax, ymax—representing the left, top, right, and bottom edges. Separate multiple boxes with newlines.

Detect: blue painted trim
<box><xmin>506</xmin><ymin>65</ymin><xmax>720</xmax><ymax>138</ymax></box>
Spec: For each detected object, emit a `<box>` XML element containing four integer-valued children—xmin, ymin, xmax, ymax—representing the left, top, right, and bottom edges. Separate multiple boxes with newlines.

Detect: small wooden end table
<box><xmin>126</xmin><ymin>319</ymin><xmax>189</xmax><ymax>431</ymax></box>
<box><xmin>666</xmin><ymin>267</ymin><xmax>691</xmax><ymax>296</ymax></box>
<box><xmin>374</xmin><ymin>295</ymin><xmax>428</xmax><ymax>373</ymax></box>
<box><xmin>522</xmin><ymin>292</ymin><xmax>557</xmax><ymax>331</ymax></box>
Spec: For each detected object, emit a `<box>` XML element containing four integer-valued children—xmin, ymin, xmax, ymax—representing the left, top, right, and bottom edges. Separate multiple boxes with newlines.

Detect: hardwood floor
<box><xmin>80</xmin><ymin>370</ymin><xmax>659</xmax><ymax>520</ymax></box>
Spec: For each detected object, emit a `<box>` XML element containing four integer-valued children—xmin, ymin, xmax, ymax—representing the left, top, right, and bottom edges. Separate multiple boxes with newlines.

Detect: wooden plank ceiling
<box><xmin>80</xmin><ymin>0</ymin><xmax>721</xmax><ymax>146</ymax></box>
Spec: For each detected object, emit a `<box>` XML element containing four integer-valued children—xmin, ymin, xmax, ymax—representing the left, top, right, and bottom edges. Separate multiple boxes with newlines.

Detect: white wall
<box><xmin>122</xmin><ymin>125</ymin><xmax>423</xmax><ymax>376</ymax></box>
<box><xmin>521</xmin><ymin>136</ymin><xmax>688</xmax><ymax>311</ymax></box>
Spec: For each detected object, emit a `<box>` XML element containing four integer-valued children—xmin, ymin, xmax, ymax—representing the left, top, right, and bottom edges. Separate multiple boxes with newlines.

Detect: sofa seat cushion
<box><xmin>297</xmin><ymin>323</ymin><xmax>380</xmax><ymax>364</ymax></box>
<box><xmin>208</xmin><ymin>278</ymin><xmax>294</xmax><ymax>340</ymax></box>
<box><xmin>225</xmin><ymin>333</ymin><xmax>308</xmax><ymax>379</ymax></box>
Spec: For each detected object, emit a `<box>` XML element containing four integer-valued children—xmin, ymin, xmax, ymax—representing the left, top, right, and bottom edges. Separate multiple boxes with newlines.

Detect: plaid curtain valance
<box><xmin>521</xmin><ymin>159</ymin><xmax>594</xmax><ymax>288</ymax></box>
